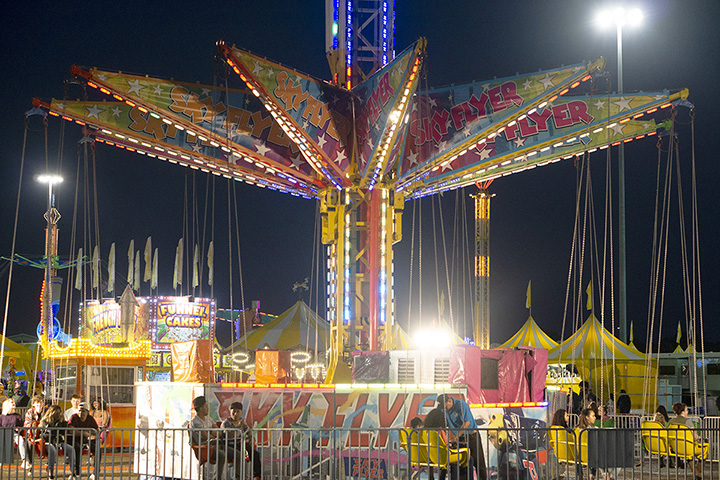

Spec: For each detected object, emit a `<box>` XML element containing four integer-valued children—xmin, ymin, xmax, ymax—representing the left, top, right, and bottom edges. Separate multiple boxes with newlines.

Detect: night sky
<box><xmin>1</xmin><ymin>1</ymin><xmax>718</xmax><ymax>351</ymax></box>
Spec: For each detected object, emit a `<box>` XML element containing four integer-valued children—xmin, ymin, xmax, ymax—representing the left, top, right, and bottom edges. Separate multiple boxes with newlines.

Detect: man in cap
<box><xmin>220</xmin><ymin>401</ymin><xmax>261</xmax><ymax>480</ymax></box>
<box><xmin>190</xmin><ymin>396</ymin><xmax>226</xmax><ymax>479</ymax></box>
<box><xmin>68</xmin><ymin>402</ymin><xmax>102</xmax><ymax>480</ymax></box>
<box><xmin>436</xmin><ymin>394</ymin><xmax>487</xmax><ymax>480</ymax></box>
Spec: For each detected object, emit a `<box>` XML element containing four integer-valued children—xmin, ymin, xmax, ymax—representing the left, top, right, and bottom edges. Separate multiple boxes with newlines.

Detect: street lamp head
<box><xmin>596</xmin><ymin>6</ymin><xmax>643</xmax><ymax>29</ymax></box>
<box><xmin>36</xmin><ymin>174</ymin><xmax>64</xmax><ymax>185</ymax></box>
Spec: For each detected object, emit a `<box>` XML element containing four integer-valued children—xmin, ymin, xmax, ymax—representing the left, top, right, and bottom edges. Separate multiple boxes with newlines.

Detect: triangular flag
<box><xmin>676</xmin><ymin>321</ymin><xmax>682</xmax><ymax>345</ymax></box>
<box><xmin>151</xmin><ymin>248</ymin><xmax>158</xmax><ymax>290</ymax></box>
<box><xmin>525</xmin><ymin>281</ymin><xmax>531</xmax><ymax>309</ymax></box>
<box><xmin>127</xmin><ymin>239</ymin><xmax>135</xmax><ymax>285</ymax></box>
<box><xmin>192</xmin><ymin>244</ymin><xmax>199</xmax><ymax>288</ymax></box>
<box><xmin>107</xmin><ymin>243</ymin><xmax>116</xmax><ymax>292</ymax></box>
<box><xmin>629</xmin><ymin>321</ymin><xmax>634</xmax><ymax>344</ymax></box>
<box><xmin>92</xmin><ymin>245</ymin><xmax>100</xmax><ymax>291</ymax></box>
<box><xmin>586</xmin><ymin>281</ymin><xmax>593</xmax><ymax>311</ymax></box>
<box><xmin>133</xmin><ymin>251</ymin><xmax>140</xmax><ymax>291</ymax></box>
<box><xmin>207</xmin><ymin>241</ymin><xmax>214</xmax><ymax>286</ymax></box>
<box><xmin>173</xmin><ymin>239</ymin><xmax>183</xmax><ymax>290</ymax></box>
<box><xmin>74</xmin><ymin>248</ymin><xmax>83</xmax><ymax>290</ymax></box>
<box><xmin>143</xmin><ymin>236</ymin><xmax>152</xmax><ymax>282</ymax></box>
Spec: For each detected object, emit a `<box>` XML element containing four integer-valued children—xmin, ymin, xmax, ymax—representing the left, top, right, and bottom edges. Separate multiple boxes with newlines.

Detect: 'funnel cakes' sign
<box><xmin>150</xmin><ymin>296</ymin><xmax>215</xmax><ymax>349</ymax></box>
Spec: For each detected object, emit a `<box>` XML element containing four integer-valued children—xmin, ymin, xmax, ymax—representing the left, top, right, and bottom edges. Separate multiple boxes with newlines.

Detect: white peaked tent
<box><xmin>223</xmin><ymin>301</ymin><xmax>330</xmax><ymax>351</ymax></box>
<box><xmin>498</xmin><ymin>315</ymin><xmax>559</xmax><ymax>350</ymax></box>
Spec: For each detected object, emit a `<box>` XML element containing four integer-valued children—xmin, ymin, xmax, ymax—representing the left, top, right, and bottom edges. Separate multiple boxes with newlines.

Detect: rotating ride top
<box><xmin>32</xmin><ymin>2</ymin><xmax>688</xmax><ymax>381</ymax></box>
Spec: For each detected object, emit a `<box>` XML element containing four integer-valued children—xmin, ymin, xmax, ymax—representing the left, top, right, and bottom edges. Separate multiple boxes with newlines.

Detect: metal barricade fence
<box><xmin>1</xmin><ymin>424</ymin><xmax>718</xmax><ymax>479</ymax></box>
<box><xmin>703</xmin><ymin>416</ymin><xmax>720</xmax><ymax>462</ymax></box>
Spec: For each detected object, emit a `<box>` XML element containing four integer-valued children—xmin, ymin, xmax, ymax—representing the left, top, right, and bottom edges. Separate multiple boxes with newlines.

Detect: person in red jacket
<box><xmin>68</xmin><ymin>402</ymin><xmax>101</xmax><ymax>480</ymax></box>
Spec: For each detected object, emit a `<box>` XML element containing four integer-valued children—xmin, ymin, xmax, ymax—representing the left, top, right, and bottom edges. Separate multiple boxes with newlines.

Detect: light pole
<box><xmin>596</xmin><ymin>6</ymin><xmax>643</xmax><ymax>343</ymax></box>
<box><xmin>36</xmin><ymin>174</ymin><xmax>63</xmax><ymax>354</ymax></box>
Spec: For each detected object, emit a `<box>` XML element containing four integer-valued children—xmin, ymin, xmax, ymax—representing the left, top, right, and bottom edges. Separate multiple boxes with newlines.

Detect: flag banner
<box><xmin>676</xmin><ymin>322</ymin><xmax>682</xmax><ymax>344</ymax></box>
<box><xmin>192</xmin><ymin>244</ymin><xmax>199</xmax><ymax>288</ymax></box>
<box><xmin>127</xmin><ymin>239</ymin><xmax>135</xmax><ymax>284</ymax></box>
<box><xmin>143</xmin><ymin>236</ymin><xmax>152</xmax><ymax>281</ymax></box>
<box><xmin>173</xmin><ymin>239</ymin><xmax>184</xmax><ymax>289</ymax></box>
<box><xmin>222</xmin><ymin>46</ymin><xmax>353</xmax><ymax>178</ymax></box>
<box><xmin>630</xmin><ymin>321</ymin><xmax>634</xmax><ymax>344</ymax></box>
<box><xmin>586</xmin><ymin>281</ymin><xmax>593</xmax><ymax>311</ymax></box>
<box><xmin>397</xmin><ymin>61</ymin><xmax>602</xmax><ymax>180</ymax></box>
<box><xmin>207</xmin><ymin>241</ymin><xmax>214</xmax><ymax>286</ymax></box>
<box><xmin>107</xmin><ymin>243</ymin><xmax>115</xmax><ymax>292</ymax></box>
<box><xmin>353</xmin><ymin>41</ymin><xmax>423</xmax><ymax>185</ymax></box>
<box><xmin>75</xmin><ymin>248</ymin><xmax>83</xmax><ymax>290</ymax></box>
<box><xmin>92</xmin><ymin>245</ymin><xmax>100</xmax><ymax>290</ymax></box>
<box><xmin>526</xmin><ymin>281</ymin><xmax>531</xmax><ymax>309</ymax></box>
<box><xmin>151</xmin><ymin>248</ymin><xmax>159</xmax><ymax>290</ymax></box>
<box><xmin>43</xmin><ymin>99</ymin><xmax>318</xmax><ymax>198</ymax></box>
<box><xmin>397</xmin><ymin>88</ymin><xmax>685</xmax><ymax>197</ymax></box>
<box><xmin>133</xmin><ymin>250</ymin><xmax>140</xmax><ymax>291</ymax></box>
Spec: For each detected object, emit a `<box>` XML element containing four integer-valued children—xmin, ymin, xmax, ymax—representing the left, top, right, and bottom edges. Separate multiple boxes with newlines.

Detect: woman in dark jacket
<box><xmin>39</xmin><ymin>404</ymin><xmax>76</xmax><ymax>479</ymax></box>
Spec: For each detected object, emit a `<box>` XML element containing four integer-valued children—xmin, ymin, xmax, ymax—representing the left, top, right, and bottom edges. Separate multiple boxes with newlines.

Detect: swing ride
<box><xmin>4</xmin><ymin>4</ymin><xmax>710</xmax><ymax>464</ymax></box>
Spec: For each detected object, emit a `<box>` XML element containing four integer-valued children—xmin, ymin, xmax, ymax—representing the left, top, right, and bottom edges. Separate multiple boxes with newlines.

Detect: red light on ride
<box><xmin>581</xmin><ymin>75</ymin><xmax>592</xmax><ymax>82</ymax></box>
<box><xmin>138</xmin><ymin>106</ymin><xmax>148</xmax><ymax>113</ymax></box>
<box><xmin>646</xmin><ymin>108</ymin><xmax>658</xmax><ymax>114</ymax></box>
<box><xmin>559</xmin><ymin>88</ymin><xmax>569</xmax><ymax>96</ymax></box>
<box><xmin>548</xmin><ymin>95</ymin><xmax>558</xmax><ymax>102</ymax></box>
<box><xmin>74</xmin><ymin>120</ymin><xmax>85</xmax><ymax>126</ymax></box>
<box><xmin>61</xmin><ymin>115</ymin><xmax>73</xmax><ymax>122</ymax></box>
<box><xmin>570</xmin><ymin>81</ymin><xmax>580</xmax><ymax>89</ymax></box>
<box><xmin>619</xmin><ymin>118</ymin><xmax>630</xmax><ymax>123</ymax></box>
<box><xmin>125</xmin><ymin>100</ymin><xmax>136</xmax><ymax>107</ymax></box>
<box><xmin>112</xmin><ymin>94</ymin><xmax>123</xmax><ymax>101</ymax></box>
<box><xmin>660</xmin><ymin>103</ymin><xmax>671</xmax><ymax>109</ymax></box>
<box><xmin>99</xmin><ymin>87</ymin><xmax>111</xmax><ymax>95</ymax></box>
<box><xmin>48</xmin><ymin>111</ymin><xmax>59</xmax><ymax>117</ymax></box>
<box><xmin>87</xmin><ymin>82</ymin><xmax>98</xmax><ymax>89</ymax></box>
<box><xmin>612</xmin><ymin>141</ymin><xmax>621</xmax><ymax>146</ymax></box>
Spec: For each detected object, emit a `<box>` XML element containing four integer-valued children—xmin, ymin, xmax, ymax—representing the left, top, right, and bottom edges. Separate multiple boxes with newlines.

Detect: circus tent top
<box><xmin>223</xmin><ymin>300</ymin><xmax>330</xmax><ymax>352</ymax></box>
<box><xmin>549</xmin><ymin>313</ymin><xmax>645</xmax><ymax>362</ymax></box>
<box><xmin>498</xmin><ymin>315</ymin><xmax>559</xmax><ymax>350</ymax></box>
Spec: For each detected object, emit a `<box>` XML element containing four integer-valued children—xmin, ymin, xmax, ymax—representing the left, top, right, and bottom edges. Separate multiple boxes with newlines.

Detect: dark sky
<box><xmin>1</xmin><ymin>1</ymin><xmax>718</xmax><ymax>350</ymax></box>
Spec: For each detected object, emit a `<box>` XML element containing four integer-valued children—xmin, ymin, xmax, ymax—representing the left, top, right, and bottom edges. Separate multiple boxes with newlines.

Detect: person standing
<box><xmin>615</xmin><ymin>390</ymin><xmax>631</xmax><ymax>414</ymax></box>
<box><xmin>436</xmin><ymin>394</ymin><xmax>487</xmax><ymax>480</ymax></box>
<box><xmin>220</xmin><ymin>402</ymin><xmax>261</xmax><ymax>480</ymax></box>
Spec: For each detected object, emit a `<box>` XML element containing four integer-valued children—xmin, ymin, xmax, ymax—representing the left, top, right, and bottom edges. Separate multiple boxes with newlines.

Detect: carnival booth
<box><xmin>549</xmin><ymin>314</ymin><xmax>658</xmax><ymax>411</ymax></box>
<box><xmin>0</xmin><ymin>335</ymin><xmax>34</xmax><ymax>381</ymax></box>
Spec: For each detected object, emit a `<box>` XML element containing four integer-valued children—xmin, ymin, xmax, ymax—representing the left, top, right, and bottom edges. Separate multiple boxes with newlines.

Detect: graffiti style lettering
<box><xmin>527</xmin><ymin>108</ymin><xmax>553</xmax><ymax>131</ymax></box>
<box><xmin>129</xmin><ymin>107</ymin><xmax>178</xmax><ymax>141</ymax></box>
<box><xmin>429</xmin><ymin>110</ymin><xmax>451</xmax><ymax>144</ymax></box>
<box><xmin>274</xmin><ymin>71</ymin><xmax>309</xmax><ymax>112</ymax></box>
<box><xmin>567</xmin><ymin>100</ymin><xmax>594</xmax><ymax>125</ymax></box>
<box><xmin>518</xmin><ymin>117</ymin><xmax>538</xmax><ymax>137</ymax></box>
<box><xmin>250</xmin><ymin>110</ymin><xmax>274</xmax><ymax>138</ymax></box>
<box><xmin>374</xmin><ymin>393</ymin><xmax>408</xmax><ymax>447</ymax></box>
<box><xmin>348</xmin><ymin>458</ymin><xmax>386</xmax><ymax>478</ymax></box>
<box><xmin>87</xmin><ymin>305</ymin><xmax>121</xmax><ymax>335</ymax></box>
<box><xmin>224</xmin><ymin>106</ymin><xmax>252</xmax><ymax>134</ymax></box>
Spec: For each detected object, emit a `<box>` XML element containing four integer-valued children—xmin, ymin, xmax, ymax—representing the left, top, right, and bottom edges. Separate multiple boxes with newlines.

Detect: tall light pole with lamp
<box><xmin>596</xmin><ymin>6</ymin><xmax>643</xmax><ymax>343</ymax></box>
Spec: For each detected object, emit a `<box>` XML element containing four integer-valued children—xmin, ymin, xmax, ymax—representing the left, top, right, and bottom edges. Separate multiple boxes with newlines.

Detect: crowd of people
<box><xmin>551</xmin><ymin>400</ymin><xmax>708</xmax><ymax>480</ymax></box>
<box><xmin>0</xmin><ymin>392</ymin><xmax>111</xmax><ymax>480</ymax></box>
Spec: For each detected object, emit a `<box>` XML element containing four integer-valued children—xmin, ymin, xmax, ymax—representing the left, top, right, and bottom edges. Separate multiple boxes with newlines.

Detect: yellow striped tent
<box><xmin>498</xmin><ymin>315</ymin><xmax>558</xmax><ymax>350</ymax></box>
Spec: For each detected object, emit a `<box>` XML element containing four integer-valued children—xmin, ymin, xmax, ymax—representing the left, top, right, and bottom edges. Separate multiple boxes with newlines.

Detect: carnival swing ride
<box><xmin>16</xmin><ymin>2</ymin><xmax>700</xmax><ymax>437</ymax></box>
